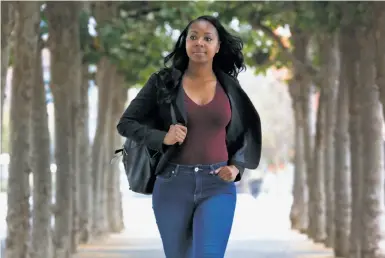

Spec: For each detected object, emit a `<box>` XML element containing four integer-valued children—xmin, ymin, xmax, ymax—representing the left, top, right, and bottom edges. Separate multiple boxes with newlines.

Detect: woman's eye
<box><xmin>205</xmin><ymin>37</ymin><xmax>212</xmax><ymax>42</ymax></box>
<box><xmin>190</xmin><ymin>35</ymin><xmax>197</xmax><ymax>40</ymax></box>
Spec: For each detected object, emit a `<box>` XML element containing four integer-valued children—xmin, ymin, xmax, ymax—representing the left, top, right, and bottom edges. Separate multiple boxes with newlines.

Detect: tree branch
<box><xmin>125</xmin><ymin>7</ymin><xmax>162</xmax><ymax>19</ymax></box>
<box><xmin>118</xmin><ymin>1</ymin><xmax>162</xmax><ymax>20</ymax></box>
<box><xmin>250</xmin><ymin>20</ymin><xmax>320</xmax><ymax>85</ymax></box>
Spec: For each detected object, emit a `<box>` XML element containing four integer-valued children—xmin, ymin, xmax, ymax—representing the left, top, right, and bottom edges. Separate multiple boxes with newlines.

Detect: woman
<box><xmin>117</xmin><ymin>15</ymin><xmax>262</xmax><ymax>258</ymax></box>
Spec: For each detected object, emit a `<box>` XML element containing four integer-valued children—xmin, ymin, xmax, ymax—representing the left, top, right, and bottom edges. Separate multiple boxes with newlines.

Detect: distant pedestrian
<box><xmin>250</xmin><ymin>178</ymin><xmax>264</xmax><ymax>198</ymax></box>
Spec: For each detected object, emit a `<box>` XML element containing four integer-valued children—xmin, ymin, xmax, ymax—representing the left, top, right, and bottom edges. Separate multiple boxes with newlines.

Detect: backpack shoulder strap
<box><xmin>170</xmin><ymin>103</ymin><xmax>177</xmax><ymax>124</ymax></box>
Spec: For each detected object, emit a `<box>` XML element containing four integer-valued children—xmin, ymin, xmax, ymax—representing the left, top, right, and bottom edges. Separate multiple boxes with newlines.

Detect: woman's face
<box><xmin>185</xmin><ymin>20</ymin><xmax>220</xmax><ymax>64</ymax></box>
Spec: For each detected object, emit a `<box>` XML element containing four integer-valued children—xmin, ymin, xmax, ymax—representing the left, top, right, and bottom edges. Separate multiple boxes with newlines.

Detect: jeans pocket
<box><xmin>156</xmin><ymin>166</ymin><xmax>179</xmax><ymax>183</ymax></box>
<box><xmin>211</xmin><ymin>173</ymin><xmax>232</xmax><ymax>184</ymax></box>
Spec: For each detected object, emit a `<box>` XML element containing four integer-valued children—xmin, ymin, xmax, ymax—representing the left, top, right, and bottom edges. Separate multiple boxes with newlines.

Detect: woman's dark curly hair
<box><xmin>156</xmin><ymin>15</ymin><xmax>246</xmax><ymax>104</ymax></box>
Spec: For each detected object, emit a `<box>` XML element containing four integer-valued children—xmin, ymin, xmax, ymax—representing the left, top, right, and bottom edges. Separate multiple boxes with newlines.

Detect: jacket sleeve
<box><xmin>229</xmin><ymin>143</ymin><xmax>246</xmax><ymax>182</ymax></box>
<box><xmin>227</xmin><ymin>82</ymin><xmax>262</xmax><ymax>182</ymax></box>
<box><xmin>116</xmin><ymin>73</ymin><xmax>168</xmax><ymax>153</ymax></box>
<box><xmin>229</xmin><ymin>127</ymin><xmax>261</xmax><ymax>182</ymax></box>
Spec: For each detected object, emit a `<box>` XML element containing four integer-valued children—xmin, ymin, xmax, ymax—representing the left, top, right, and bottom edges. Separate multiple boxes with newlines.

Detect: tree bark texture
<box><xmin>79</xmin><ymin>64</ymin><xmax>92</xmax><ymax>243</ymax></box>
<box><xmin>309</xmin><ymin>32</ymin><xmax>339</xmax><ymax>243</ymax></box>
<box><xmin>46</xmin><ymin>2</ymin><xmax>82</xmax><ymax>257</ymax></box>
<box><xmin>91</xmin><ymin>3</ymin><xmax>118</xmax><ymax>237</ymax></box>
<box><xmin>292</xmin><ymin>28</ymin><xmax>313</xmax><ymax>235</ymax></box>
<box><xmin>289</xmin><ymin>28</ymin><xmax>312</xmax><ymax>234</ymax></box>
<box><xmin>357</xmin><ymin>22</ymin><xmax>385</xmax><ymax>258</ymax></box>
<box><xmin>323</xmin><ymin>32</ymin><xmax>339</xmax><ymax>249</ymax></box>
<box><xmin>1</xmin><ymin>1</ymin><xmax>15</xmax><ymax>151</ymax></box>
<box><xmin>30</xmin><ymin>43</ymin><xmax>53</xmax><ymax>258</ymax></box>
<box><xmin>5</xmin><ymin>3</ymin><xmax>40</xmax><ymax>258</ymax></box>
<box><xmin>91</xmin><ymin>58</ymin><xmax>115</xmax><ymax>236</ymax></box>
<box><xmin>69</xmin><ymin>15</ymin><xmax>83</xmax><ymax>254</ymax></box>
<box><xmin>345</xmin><ymin>26</ymin><xmax>363</xmax><ymax>258</ymax></box>
<box><xmin>334</xmin><ymin>28</ymin><xmax>352</xmax><ymax>258</ymax></box>
<box><xmin>289</xmin><ymin>79</ymin><xmax>308</xmax><ymax>233</ymax></box>
<box><xmin>372</xmin><ymin>3</ymin><xmax>385</xmax><ymax>122</ymax></box>
<box><xmin>107</xmin><ymin>76</ymin><xmax>127</xmax><ymax>233</ymax></box>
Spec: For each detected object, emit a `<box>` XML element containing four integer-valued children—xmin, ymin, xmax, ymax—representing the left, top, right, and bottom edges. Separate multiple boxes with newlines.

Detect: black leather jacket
<box><xmin>117</xmin><ymin>68</ymin><xmax>262</xmax><ymax>182</ymax></box>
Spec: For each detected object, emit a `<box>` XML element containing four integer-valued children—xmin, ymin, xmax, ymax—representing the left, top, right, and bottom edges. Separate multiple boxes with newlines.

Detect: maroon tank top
<box><xmin>171</xmin><ymin>82</ymin><xmax>231</xmax><ymax>165</ymax></box>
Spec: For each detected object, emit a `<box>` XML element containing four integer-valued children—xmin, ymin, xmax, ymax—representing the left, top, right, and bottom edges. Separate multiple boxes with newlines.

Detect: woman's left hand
<box><xmin>214</xmin><ymin>165</ymin><xmax>239</xmax><ymax>182</ymax></box>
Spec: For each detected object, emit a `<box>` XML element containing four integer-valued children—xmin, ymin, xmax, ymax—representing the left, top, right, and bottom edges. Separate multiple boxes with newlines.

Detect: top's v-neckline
<box><xmin>183</xmin><ymin>82</ymin><xmax>218</xmax><ymax>107</ymax></box>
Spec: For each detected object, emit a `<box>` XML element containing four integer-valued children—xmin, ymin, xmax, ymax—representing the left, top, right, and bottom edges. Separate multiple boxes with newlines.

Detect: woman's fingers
<box><xmin>174</xmin><ymin>125</ymin><xmax>187</xmax><ymax>143</ymax></box>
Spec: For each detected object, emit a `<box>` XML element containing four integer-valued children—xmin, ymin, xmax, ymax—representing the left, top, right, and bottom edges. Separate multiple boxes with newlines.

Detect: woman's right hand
<box><xmin>163</xmin><ymin>124</ymin><xmax>188</xmax><ymax>145</ymax></box>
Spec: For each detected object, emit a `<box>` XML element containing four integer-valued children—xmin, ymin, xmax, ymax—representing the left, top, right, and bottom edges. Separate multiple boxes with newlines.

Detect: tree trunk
<box><xmin>303</xmin><ymin>81</ymin><xmax>314</xmax><ymax>237</ymax></box>
<box><xmin>291</xmin><ymin>28</ymin><xmax>312</xmax><ymax>235</ymax></box>
<box><xmin>115</xmin><ymin>88</ymin><xmax>127</xmax><ymax>231</ymax></box>
<box><xmin>101</xmin><ymin>66</ymin><xmax>120</xmax><ymax>235</ymax></box>
<box><xmin>70</xmin><ymin>86</ymin><xmax>81</xmax><ymax>251</ymax></box>
<box><xmin>46</xmin><ymin>2</ymin><xmax>82</xmax><ymax>257</ymax></box>
<box><xmin>372</xmin><ymin>3</ymin><xmax>385</xmax><ymax>121</ymax></box>
<box><xmin>100</xmin><ymin>142</ymin><xmax>109</xmax><ymax>232</ymax></box>
<box><xmin>344</xmin><ymin>26</ymin><xmax>363</xmax><ymax>258</ymax></box>
<box><xmin>309</xmin><ymin>33</ymin><xmax>338</xmax><ymax>243</ymax></box>
<box><xmin>30</xmin><ymin>42</ymin><xmax>53</xmax><ymax>258</ymax></box>
<box><xmin>290</xmin><ymin>102</ymin><xmax>308</xmax><ymax>232</ymax></box>
<box><xmin>91</xmin><ymin>58</ymin><xmax>114</xmax><ymax>236</ymax></box>
<box><xmin>310</xmin><ymin>89</ymin><xmax>326</xmax><ymax>242</ymax></box>
<box><xmin>91</xmin><ymin>3</ymin><xmax>118</xmax><ymax>237</ymax></box>
<box><xmin>107</xmin><ymin>76</ymin><xmax>127</xmax><ymax>232</ymax></box>
<box><xmin>1</xmin><ymin>2</ymin><xmax>14</xmax><ymax>152</ymax></box>
<box><xmin>357</xmin><ymin>22</ymin><xmax>385</xmax><ymax>258</ymax></box>
<box><xmin>334</xmin><ymin>27</ymin><xmax>352</xmax><ymax>258</ymax></box>
<box><xmin>69</xmin><ymin>22</ymin><xmax>83</xmax><ymax>255</ymax></box>
<box><xmin>289</xmin><ymin>30</ymin><xmax>309</xmax><ymax>232</ymax></box>
<box><xmin>117</xmin><ymin>188</ymin><xmax>125</xmax><ymax>231</ymax></box>
<box><xmin>323</xmin><ymin>33</ymin><xmax>339</xmax><ymax>249</ymax></box>
<box><xmin>5</xmin><ymin>2</ymin><xmax>40</xmax><ymax>258</ymax></box>
<box><xmin>79</xmin><ymin>64</ymin><xmax>92</xmax><ymax>243</ymax></box>
<box><xmin>78</xmin><ymin>2</ymin><xmax>92</xmax><ymax>244</ymax></box>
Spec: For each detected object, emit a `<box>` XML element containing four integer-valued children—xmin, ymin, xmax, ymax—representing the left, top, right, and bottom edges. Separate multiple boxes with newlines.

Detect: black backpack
<box><xmin>114</xmin><ymin>103</ymin><xmax>177</xmax><ymax>195</ymax></box>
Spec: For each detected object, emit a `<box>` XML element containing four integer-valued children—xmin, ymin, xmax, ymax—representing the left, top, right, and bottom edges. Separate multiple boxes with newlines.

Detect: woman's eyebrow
<box><xmin>189</xmin><ymin>30</ymin><xmax>214</xmax><ymax>35</ymax></box>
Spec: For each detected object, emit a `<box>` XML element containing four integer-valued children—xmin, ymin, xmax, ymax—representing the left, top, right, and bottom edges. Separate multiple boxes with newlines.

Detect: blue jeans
<box><xmin>152</xmin><ymin>161</ymin><xmax>237</xmax><ymax>258</ymax></box>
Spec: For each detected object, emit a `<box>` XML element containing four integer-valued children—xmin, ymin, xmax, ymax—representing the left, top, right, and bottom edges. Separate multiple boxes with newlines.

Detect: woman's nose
<box><xmin>196</xmin><ymin>38</ymin><xmax>204</xmax><ymax>46</ymax></box>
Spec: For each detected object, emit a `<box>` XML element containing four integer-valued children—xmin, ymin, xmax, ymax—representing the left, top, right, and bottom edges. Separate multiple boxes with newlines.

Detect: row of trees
<box><xmin>1</xmin><ymin>1</ymin><xmax>384</xmax><ymax>258</ymax></box>
<box><xmin>242</xmin><ymin>2</ymin><xmax>385</xmax><ymax>258</ymax></box>
<box><xmin>2</xmin><ymin>2</ymin><xmax>263</xmax><ymax>258</ymax></box>
<box><xmin>235</xmin><ymin>2</ymin><xmax>385</xmax><ymax>258</ymax></box>
<box><xmin>2</xmin><ymin>2</ymin><xmax>127</xmax><ymax>258</ymax></box>
<box><xmin>218</xmin><ymin>2</ymin><xmax>384</xmax><ymax>257</ymax></box>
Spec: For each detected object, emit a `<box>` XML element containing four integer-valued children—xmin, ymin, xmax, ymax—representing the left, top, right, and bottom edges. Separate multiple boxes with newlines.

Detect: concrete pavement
<box><xmin>0</xmin><ymin>168</ymin><xmax>333</xmax><ymax>257</ymax></box>
<box><xmin>74</xmin><ymin>188</ymin><xmax>333</xmax><ymax>258</ymax></box>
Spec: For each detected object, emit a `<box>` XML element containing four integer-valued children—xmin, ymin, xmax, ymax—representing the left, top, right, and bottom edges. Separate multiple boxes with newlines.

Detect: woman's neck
<box><xmin>185</xmin><ymin>62</ymin><xmax>215</xmax><ymax>79</ymax></box>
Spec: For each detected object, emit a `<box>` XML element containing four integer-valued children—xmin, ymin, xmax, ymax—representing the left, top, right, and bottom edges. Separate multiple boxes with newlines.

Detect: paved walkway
<box><xmin>74</xmin><ymin>181</ymin><xmax>333</xmax><ymax>258</ymax></box>
<box><xmin>75</xmin><ymin>232</ymin><xmax>331</xmax><ymax>258</ymax></box>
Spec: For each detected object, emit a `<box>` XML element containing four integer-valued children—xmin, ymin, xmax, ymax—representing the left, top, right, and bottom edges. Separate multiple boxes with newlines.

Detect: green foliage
<box><xmin>33</xmin><ymin>0</ymin><xmax>376</xmax><ymax>91</ymax></box>
<box><xmin>85</xmin><ymin>1</ymin><xmax>291</xmax><ymax>85</ymax></box>
<box><xmin>84</xmin><ymin>0</ymin><xmax>376</xmax><ymax>89</ymax></box>
<box><xmin>80</xmin><ymin>9</ymin><xmax>100</xmax><ymax>65</ymax></box>
<box><xmin>94</xmin><ymin>5</ymin><xmax>169</xmax><ymax>84</ymax></box>
<box><xmin>211</xmin><ymin>1</ymin><xmax>293</xmax><ymax>74</ymax></box>
<box><xmin>104</xmin><ymin>17</ymin><xmax>173</xmax><ymax>83</ymax></box>
<box><xmin>92</xmin><ymin>1</ymin><xmax>217</xmax><ymax>86</ymax></box>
